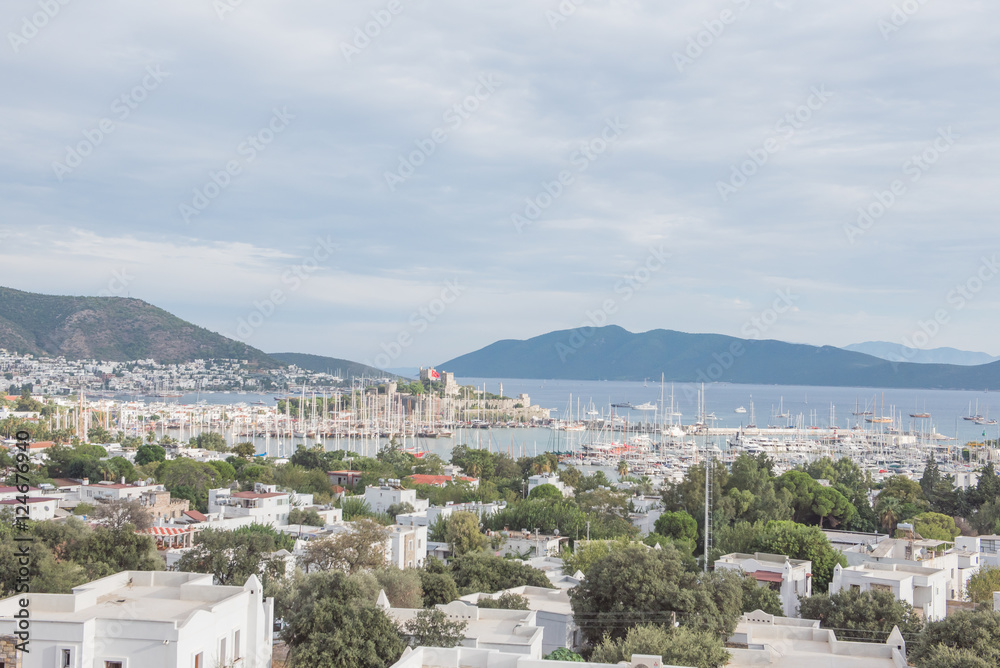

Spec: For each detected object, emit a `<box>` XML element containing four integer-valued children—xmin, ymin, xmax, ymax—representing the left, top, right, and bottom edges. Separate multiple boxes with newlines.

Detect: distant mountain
<box><xmin>267</xmin><ymin>352</ymin><xmax>406</xmax><ymax>380</ymax></box>
<box><xmin>843</xmin><ymin>341</ymin><xmax>999</xmax><ymax>366</ymax></box>
<box><xmin>0</xmin><ymin>286</ymin><xmax>277</xmax><ymax>366</ymax></box>
<box><xmin>440</xmin><ymin>325</ymin><xmax>1000</xmax><ymax>390</ymax></box>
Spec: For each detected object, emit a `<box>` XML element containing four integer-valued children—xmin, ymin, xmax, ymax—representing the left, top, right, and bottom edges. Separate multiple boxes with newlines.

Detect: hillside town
<box><xmin>2</xmin><ymin>378</ymin><xmax>1000</xmax><ymax>668</ymax></box>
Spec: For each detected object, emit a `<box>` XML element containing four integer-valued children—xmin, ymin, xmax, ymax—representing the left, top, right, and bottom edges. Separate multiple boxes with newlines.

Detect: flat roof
<box><xmin>0</xmin><ymin>571</ymin><xmax>250</xmax><ymax>628</ymax></box>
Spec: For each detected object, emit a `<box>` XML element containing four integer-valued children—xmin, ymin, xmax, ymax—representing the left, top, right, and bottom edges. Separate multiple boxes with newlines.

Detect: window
<box><xmin>850</xmin><ymin>584</ymin><xmax>861</xmax><ymax>592</ymax></box>
<box><xmin>220</xmin><ymin>638</ymin><xmax>227</xmax><ymax>665</ymax></box>
<box><xmin>194</xmin><ymin>653</ymin><xmax>203</xmax><ymax>668</ymax></box>
<box><xmin>234</xmin><ymin>630</ymin><xmax>241</xmax><ymax>659</ymax></box>
<box><xmin>105</xmin><ymin>662</ymin><xmax>123</xmax><ymax>668</ymax></box>
<box><xmin>62</xmin><ymin>649</ymin><xmax>72</xmax><ymax>668</ymax></box>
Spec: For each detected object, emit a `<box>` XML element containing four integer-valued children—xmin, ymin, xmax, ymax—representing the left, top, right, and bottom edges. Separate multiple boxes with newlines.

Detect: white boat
<box><xmin>734</xmin><ymin>406</ymin><xmax>747</xmax><ymax>414</ymax></box>
<box><xmin>633</xmin><ymin>402</ymin><xmax>657</xmax><ymax>411</ymax></box>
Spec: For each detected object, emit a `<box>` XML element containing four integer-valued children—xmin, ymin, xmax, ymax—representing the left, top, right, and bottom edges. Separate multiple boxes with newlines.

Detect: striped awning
<box><xmin>140</xmin><ymin>526</ymin><xmax>193</xmax><ymax>536</ymax></box>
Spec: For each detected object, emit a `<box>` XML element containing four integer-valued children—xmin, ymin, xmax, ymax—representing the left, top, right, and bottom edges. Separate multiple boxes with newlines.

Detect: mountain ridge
<box><xmin>440</xmin><ymin>326</ymin><xmax>1000</xmax><ymax>390</ymax></box>
<box><xmin>0</xmin><ymin>286</ymin><xmax>277</xmax><ymax>366</ymax></box>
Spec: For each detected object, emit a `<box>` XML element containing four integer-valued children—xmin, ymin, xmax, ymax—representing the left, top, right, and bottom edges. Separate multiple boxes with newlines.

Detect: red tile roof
<box><xmin>407</xmin><ymin>474</ymin><xmax>477</xmax><ymax>486</ymax></box>
<box><xmin>751</xmin><ymin>571</ymin><xmax>785</xmax><ymax>583</ymax></box>
<box><xmin>0</xmin><ymin>486</ymin><xmax>39</xmax><ymax>493</ymax></box>
<box><xmin>183</xmin><ymin>510</ymin><xmax>208</xmax><ymax>522</ymax></box>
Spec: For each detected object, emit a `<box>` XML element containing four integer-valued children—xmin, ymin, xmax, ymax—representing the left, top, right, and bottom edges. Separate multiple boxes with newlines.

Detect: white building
<box><xmin>396</xmin><ymin>501</ymin><xmax>506</xmax><ymax>528</ymax></box>
<box><xmin>846</xmin><ymin>537</ymin><xmax>980</xmax><ymax>601</ymax></box>
<box><xmin>957</xmin><ymin>534</ymin><xmax>1000</xmax><ymax>568</ymax></box>
<box><xmin>80</xmin><ymin>480</ymin><xmax>165</xmax><ymax>504</ymax></box>
<box><xmin>381</xmin><ymin>598</ymin><xmax>544</xmax><ymax>658</ymax></box>
<box><xmin>363</xmin><ymin>481</ymin><xmax>429</xmax><ymax>515</ymax></box>
<box><xmin>461</xmin><ymin>586</ymin><xmax>579</xmax><ymax>655</ymax></box>
<box><xmin>830</xmin><ymin>562</ymin><xmax>950</xmax><ymax>621</ymax></box>
<box><xmin>208</xmin><ymin>484</ymin><xmax>292</xmax><ymax>525</ymax></box>
<box><xmin>0</xmin><ymin>496</ymin><xmax>59</xmax><ymax>521</ymax></box>
<box><xmin>527</xmin><ymin>473</ymin><xmax>569</xmax><ymax>498</ymax></box>
<box><xmin>0</xmin><ymin>570</ymin><xmax>273</xmax><ymax>668</ymax></box>
<box><xmin>494</xmin><ymin>531</ymin><xmax>568</xmax><ymax>559</ymax></box>
<box><xmin>727</xmin><ymin>609</ymin><xmax>908</xmax><ymax>667</ymax></box>
<box><xmin>388</xmin><ymin>524</ymin><xmax>429</xmax><ymax>569</ymax></box>
<box><xmin>714</xmin><ymin>552</ymin><xmax>812</xmax><ymax>617</ymax></box>
<box><xmin>389</xmin><ymin>647</ymin><xmax>667</xmax><ymax>668</ymax></box>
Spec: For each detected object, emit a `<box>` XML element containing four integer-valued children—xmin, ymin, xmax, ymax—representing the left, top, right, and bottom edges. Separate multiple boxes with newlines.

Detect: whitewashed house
<box><xmin>0</xmin><ymin>570</ymin><xmax>273</xmax><ymax>668</ymax></box>
<box><xmin>715</xmin><ymin>552</ymin><xmax>812</xmax><ymax>617</ymax></box>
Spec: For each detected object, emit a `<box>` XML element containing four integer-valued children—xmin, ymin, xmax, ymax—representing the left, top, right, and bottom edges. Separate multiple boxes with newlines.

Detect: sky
<box><xmin>1</xmin><ymin>0</ymin><xmax>999</xmax><ymax>369</ymax></box>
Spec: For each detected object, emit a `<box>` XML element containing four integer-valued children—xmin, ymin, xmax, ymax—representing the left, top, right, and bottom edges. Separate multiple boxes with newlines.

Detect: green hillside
<box><xmin>0</xmin><ymin>286</ymin><xmax>277</xmax><ymax>366</ymax></box>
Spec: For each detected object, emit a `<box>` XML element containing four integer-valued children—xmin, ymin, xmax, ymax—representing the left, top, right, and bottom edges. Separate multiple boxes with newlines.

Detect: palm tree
<box><xmin>617</xmin><ymin>459</ymin><xmax>629</xmax><ymax>478</ymax></box>
<box><xmin>876</xmin><ymin>496</ymin><xmax>902</xmax><ymax>533</ymax></box>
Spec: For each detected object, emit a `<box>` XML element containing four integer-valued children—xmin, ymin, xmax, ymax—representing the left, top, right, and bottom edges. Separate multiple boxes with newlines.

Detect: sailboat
<box><xmin>745</xmin><ymin>396</ymin><xmax>757</xmax><ymax>429</ymax></box>
<box><xmin>963</xmin><ymin>400</ymin><xmax>983</xmax><ymax>422</ymax></box>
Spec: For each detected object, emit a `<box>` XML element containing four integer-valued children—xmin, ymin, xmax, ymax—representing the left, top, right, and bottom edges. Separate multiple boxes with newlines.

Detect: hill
<box><xmin>440</xmin><ymin>325</ymin><xmax>1000</xmax><ymax>390</ymax></box>
<box><xmin>267</xmin><ymin>352</ymin><xmax>406</xmax><ymax>380</ymax></box>
<box><xmin>843</xmin><ymin>341</ymin><xmax>999</xmax><ymax>366</ymax></box>
<box><xmin>0</xmin><ymin>286</ymin><xmax>277</xmax><ymax>366</ymax></box>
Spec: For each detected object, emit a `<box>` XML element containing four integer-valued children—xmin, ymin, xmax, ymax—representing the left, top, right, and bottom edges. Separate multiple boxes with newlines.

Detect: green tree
<box><xmin>372</xmin><ymin>568</ymin><xmax>424</xmax><ymax>609</ymax></box>
<box><xmin>589</xmin><ymin>624</ymin><xmax>730</xmax><ymax>668</ymax></box>
<box><xmin>189</xmin><ymin>432</ymin><xmax>229</xmax><ymax>452</ymax></box>
<box><xmin>654</xmin><ymin>510</ymin><xmax>698</xmax><ymax>543</ymax></box>
<box><xmin>753</xmin><ymin>521</ymin><xmax>847</xmax><ymax>593</ymax></box>
<box><xmin>233</xmin><ymin>441</ymin><xmax>257</xmax><ymax>459</ymax></box>
<box><xmin>91</xmin><ymin>498</ymin><xmax>152</xmax><ymax>531</ymax></box>
<box><xmin>543</xmin><ymin>647</ymin><xmax>585</xmax><ymax>662</ymax></box>
<box><xmin>965</xmin><ymin>566</ymin><xmax>1000</xmax><ymax>606</ymax></box>
<box><xmin>177</xmin><ymin>526</ymin><xmax>287</xmax><ymax>586</ymax></box>
<box><xmin>569</xmin><ymin>543</ymin><xmax>741</xmax><ymax>646</ymax></box>
<box><xmin>445</xmin><ymin>511</ymin><xmax>488</xmax><ymax>556</ymax></box>
<box><xmin>449</xmin><ymin>553</ymin><xmax>552</xmax><ymax>594</ymax></box>
<box><xmin>915</xmin><ymin>645</ymin><xmax>992</xmax><ymax>668</ymax></box>
<box><xmin>528</xmin><ymin>483</ymin><xmax>563</xmax><ymax>500</ymax></box>
<box><xmin>156</xmin><ymin>458</ymin><xmax>224</xmax><ymax>512</ymax></box>
<box><xmin>909</xmin><ymin>610</ymin><xmax>1000</xmax><ymax>667</ymax></box>
<box><xmin>403</xmin><ymin>608</ymin><xmax>467</xmax><ymax>648</ymax></box>
<box><xmin>908</xmin><ymin>512</ymin><xmax>960</xmax><ymax>542</ymax></box>
<box><xmin>282</xmin><ymin>570</ymin><xmax>406</xmax><ymax>668</ymax></box>
<box><xmin>419</xmin><ymin>559</ymin><xmax>459</xmax><ymax>607</ymax></box>
<box><xmin>799</xmin><ymin>588</ymin><xmax>923</xmax><ymax>643</ymax></box>
<box><xmin>300</xmin><ymin>519</ymin><xmax>390</xmax><ymax>574</ymax></box>
<box><xmin>476</xmin><ymin>591</ymin><xmax>530</xmax><ymax>610</ymax></box>
<box><xmin>561</xmin><ymin>538</ymin><xmax>632</xmax><ymax>575</ymax></box>
<box><xmin>135</xmin><ymin>443</ymin><xmax>166</xmax><ymax>466</ymax></box>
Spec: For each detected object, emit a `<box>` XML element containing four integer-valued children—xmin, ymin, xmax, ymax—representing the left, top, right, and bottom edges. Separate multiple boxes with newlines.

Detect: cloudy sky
<box><xmin>1</xmin><ymin>0</ymin><xmax>998</xmax><ymax>368</ymax></box>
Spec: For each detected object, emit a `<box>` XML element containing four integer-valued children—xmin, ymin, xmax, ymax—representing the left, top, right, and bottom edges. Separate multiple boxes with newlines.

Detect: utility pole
<box><xmin>586</xmin><ymin>520</ymin><xmax>590</xmax><ymax>542</ymax></box>
<box><xmin>704</xmin><ymin>436</ymin><xmax>713</xmax><ymax>573</ymax></box>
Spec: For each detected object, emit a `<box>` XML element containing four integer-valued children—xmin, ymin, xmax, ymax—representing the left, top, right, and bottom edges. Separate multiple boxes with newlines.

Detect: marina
<box><xmin>29</xmin><ymin>377</ymin><xmax>997</xmax><ymax>487</ymax></box>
